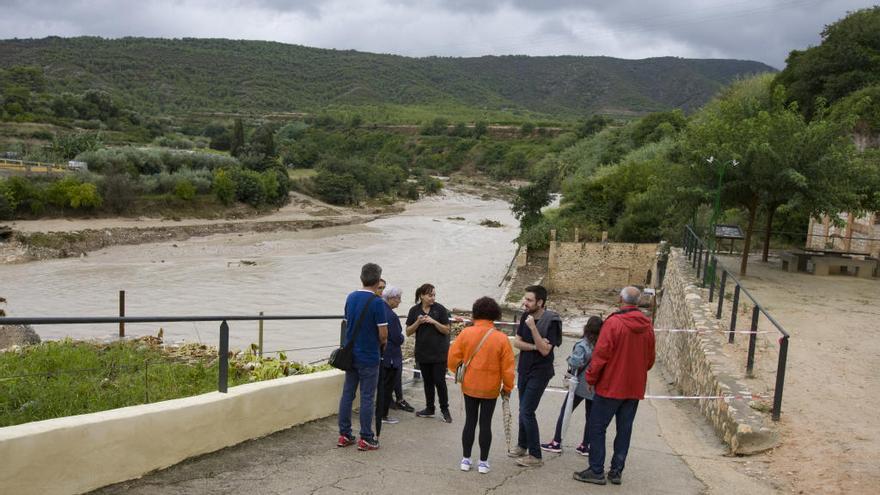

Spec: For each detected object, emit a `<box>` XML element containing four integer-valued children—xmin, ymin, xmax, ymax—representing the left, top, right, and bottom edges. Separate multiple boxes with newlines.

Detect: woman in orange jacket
<box><xmin>447</xmin><ymin>296</ymin><xmax>515</xmax><ymax>474</ymax></box>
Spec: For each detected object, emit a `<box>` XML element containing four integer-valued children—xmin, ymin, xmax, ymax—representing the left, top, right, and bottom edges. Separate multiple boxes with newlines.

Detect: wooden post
<box><xmin>119</xmin><ymin>290</ymin><xmax>125</xmax><ymax>338</ymax></box>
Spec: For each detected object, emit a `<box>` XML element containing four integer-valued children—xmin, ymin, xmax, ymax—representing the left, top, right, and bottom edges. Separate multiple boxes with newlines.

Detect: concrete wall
<box><xmin>807</xmin><ymin>213</ymin><xmax>880</xmax><ymax>258</ymax></box>
<box><xmin>0</xmin><ymin>370</ymin><xmax>345</xmax><ymax>495</ymax></box>
<box><xmin>548</xmin><ymin>240</ymin><xmax>658</xmax><ymax>293</ymax></box>
<box><xmin>654</xmin><ymin>251</ymin><xmax>778</xmax><ymax>454</ymax></box>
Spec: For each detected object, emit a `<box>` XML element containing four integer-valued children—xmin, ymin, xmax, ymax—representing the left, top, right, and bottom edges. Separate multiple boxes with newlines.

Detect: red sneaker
<box><xmin>337</xmin><ymin>433</ymin><xmax>356</xmax><ymax>447</ymax></box>
<box><xmin>357</xmin><ymin>437</ymin><xmax>380</xmax><ymax>451</ymax></box>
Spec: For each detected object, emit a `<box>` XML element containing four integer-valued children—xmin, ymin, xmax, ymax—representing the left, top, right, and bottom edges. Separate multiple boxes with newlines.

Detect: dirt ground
<box><xmin>713</xmin><ymin>254</ymin><xmax>880</xmax><ymax>494</ymax></box>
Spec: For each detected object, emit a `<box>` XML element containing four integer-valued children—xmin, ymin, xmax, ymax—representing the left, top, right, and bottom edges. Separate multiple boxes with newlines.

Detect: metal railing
<box><xmin>0</xmin><ymin>314</ymin><xmax>344</xmax><ymax>394</ymax></box>
<box><xmin>681</xmin><ymin>225</ymin><xmax>790</xmax><ymax>421</ymax></box>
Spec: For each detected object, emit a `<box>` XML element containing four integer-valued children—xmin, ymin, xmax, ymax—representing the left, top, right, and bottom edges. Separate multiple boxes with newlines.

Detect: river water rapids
<box><xmin>0</xmin><ymin>191</ymin><xmax>518</xmax><ymax>363</ymax></box>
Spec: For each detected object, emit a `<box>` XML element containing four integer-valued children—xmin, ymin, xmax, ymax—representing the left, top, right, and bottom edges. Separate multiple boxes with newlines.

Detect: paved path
<box><xmin>91</xmin><ymin>338</ymin><xmax>706</xmax><ymax>494</ymax></box>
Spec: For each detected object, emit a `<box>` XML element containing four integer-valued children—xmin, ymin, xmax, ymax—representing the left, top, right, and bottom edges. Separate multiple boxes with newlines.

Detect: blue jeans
<box><xmin>587</xmin><ymin>394</ymin><xmax>639</xmax><ymax>474</ymax></box>
<box><xmin>338</xmin><ymin>363</ymin><xmax>380</xmax><ymax>440</ymax></box>
<box><xmin>517</xmin><ymin>373</ymin><xmax>551</xmax><ymax>458</ymax></box>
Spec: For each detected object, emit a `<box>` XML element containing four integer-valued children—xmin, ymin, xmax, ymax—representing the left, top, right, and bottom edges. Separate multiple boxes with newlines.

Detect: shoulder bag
<box><xmin>455</xmin><ymin>326</ymin><xmax>494</xmax><ymax>384</ymax></box>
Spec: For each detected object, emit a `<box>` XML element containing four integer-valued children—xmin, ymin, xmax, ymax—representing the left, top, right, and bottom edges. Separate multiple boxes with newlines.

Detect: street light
<box><xmin>706</xmin><ymin>157</ymin><xmax>738</xmax><ymax>286</ymax></box>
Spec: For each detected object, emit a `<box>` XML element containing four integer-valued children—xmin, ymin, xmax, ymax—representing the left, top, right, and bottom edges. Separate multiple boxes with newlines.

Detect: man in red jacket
<box><xmin>574</xmin><ymin>286</ymin><xmax>655</xmax><ymax>486</ymax></box>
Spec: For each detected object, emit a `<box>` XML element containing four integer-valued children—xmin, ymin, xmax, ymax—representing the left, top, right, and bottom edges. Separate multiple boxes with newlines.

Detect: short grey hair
<box><xmin>360</xmin><ymin>263</ymin><xmax>382</xmax><ymax>286</ymax></box>
<box><xmin>382</xmin><ymin>285</ymin><xmax>402</xmax><ymax>301</ymax></box>
<box><xmin>620</xmin><ymin>286</ymin><xmax>641</xmax><ymax>305</ymax></box>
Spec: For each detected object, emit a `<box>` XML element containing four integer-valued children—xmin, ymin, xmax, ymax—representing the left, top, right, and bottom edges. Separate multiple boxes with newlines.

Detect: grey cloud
<box><xmin>0</xmin><ymin>0</ymin><xmax>875</xmax><ymax>68</ymax></box>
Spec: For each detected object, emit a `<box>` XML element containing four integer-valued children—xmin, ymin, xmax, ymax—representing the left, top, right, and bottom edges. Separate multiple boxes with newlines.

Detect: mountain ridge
<box><xmin>0</xmin><ymin>37</ymin><xmax>777</xmax><ymax>119</ymax></box>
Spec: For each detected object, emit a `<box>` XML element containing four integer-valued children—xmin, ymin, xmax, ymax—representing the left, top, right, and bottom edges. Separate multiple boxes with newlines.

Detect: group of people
<box><xmin>336</xmin><ymin>263</ymin><xmax>655</xmax><ymax>486</ymax></box>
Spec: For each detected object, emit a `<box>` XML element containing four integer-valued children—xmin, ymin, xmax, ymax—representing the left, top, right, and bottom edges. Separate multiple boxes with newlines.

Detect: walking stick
<box><xmin>502</xmin><ymin>393</ymin><xmax>512</xmax><ymax>451</ymax></box>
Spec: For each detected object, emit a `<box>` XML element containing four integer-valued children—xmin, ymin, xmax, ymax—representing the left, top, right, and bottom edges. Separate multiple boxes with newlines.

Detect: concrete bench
<box><xmin>780</xmin><ymin>251</ymin><xmax>811</xmax><ymax>272</ymax></box>
<box><xmin>779</xmin><ymin>252</ymin><xmax>799</xmax><ymax>272</ymax></box>
<box><xmin>811</xmin><ymin>256</ymin><xmax>877</xmax><ymax>278</ymax></box>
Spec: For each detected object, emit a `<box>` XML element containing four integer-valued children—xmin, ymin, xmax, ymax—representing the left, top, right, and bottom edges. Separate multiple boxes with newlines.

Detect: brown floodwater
<box><xmin>0</xmin><ymin>191</ymin><xmax>518</xmax><ymax>363</ymax></box>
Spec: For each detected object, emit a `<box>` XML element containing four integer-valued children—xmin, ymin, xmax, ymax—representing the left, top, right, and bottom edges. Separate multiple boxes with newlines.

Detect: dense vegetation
<box><xmin>514</xmin><ymin>7</ymin><xmax>880</xmax><ymax>276</ymax></box>
<box><xmin>0</xmin><ymin>37</ymin><xmax>773</xmax><ymax>119</ymax></box>
<box><xmin>0</xmin><ymin>337</ymin><xmax>329</xmax><ymax>426</ymax></box>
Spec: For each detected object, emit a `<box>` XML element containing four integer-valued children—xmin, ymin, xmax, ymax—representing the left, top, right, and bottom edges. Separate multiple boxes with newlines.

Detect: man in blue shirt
<box><xmin>337</xmin><ymin>263</ymin><xmax>388</xmax><ymax>451</ymax></box>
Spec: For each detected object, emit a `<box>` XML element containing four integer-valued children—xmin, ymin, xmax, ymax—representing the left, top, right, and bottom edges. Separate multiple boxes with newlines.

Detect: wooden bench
<box><xmin>811</xmin><ymin>256</ymin><xmax>877</xmax><ymax>278</ymax></box>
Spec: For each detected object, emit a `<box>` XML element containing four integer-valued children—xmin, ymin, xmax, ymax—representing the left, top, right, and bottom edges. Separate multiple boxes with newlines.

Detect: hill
<box><xmin>0</xmin><ymin>37</ymin><xmax>775</xmax><ymax>119</ymax></box>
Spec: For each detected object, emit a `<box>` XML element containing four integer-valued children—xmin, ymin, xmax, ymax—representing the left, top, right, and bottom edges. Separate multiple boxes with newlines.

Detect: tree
<box><xmin>685</xmin><ymin>75</ymin><xmax>859</xmax><ymax>275</ymax></box>
<box><xmin>230</xmin><ymin>118</ymin><xmax>245</xmax><ymax>157</ymax></box>
<box><xmin>473</xmin><ymin>121</ymin><xmax>488</xmax><ymax>138</ymax></box>
<box><xmin>775</xmin><ymin>7</ymin><xmax>880</xmax><ymax>118</ymax></box>
<box><xmin>576</xmin><ymin>115</ymin><xmax>612</xmax><ymax>138</ymax></box>
<box><xmin>512</xmin><ymin>175</ymin><xmax>552</xmax><ymax>229</ymax></box>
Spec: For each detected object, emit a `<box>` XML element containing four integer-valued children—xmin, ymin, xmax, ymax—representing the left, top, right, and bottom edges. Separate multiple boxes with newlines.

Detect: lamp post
<box><xmin>706</xmin><ymin>156</ymin><xmax>738</xmax><ymax>285</ymax></box>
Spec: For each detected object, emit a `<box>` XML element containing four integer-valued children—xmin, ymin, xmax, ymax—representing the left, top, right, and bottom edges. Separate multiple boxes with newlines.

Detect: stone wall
<box><xmin>548</xmin><ymin>240</ymin><xmax>658</xmax><ymax>293</ymax></box>
<box><xmin>654</xmin><ymin>250</ymin><xmax>778</xmax><ymax>454</ymax></box>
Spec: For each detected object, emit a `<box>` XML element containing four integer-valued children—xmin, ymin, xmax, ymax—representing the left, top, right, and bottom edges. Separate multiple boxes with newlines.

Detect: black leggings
<box><xmin>419</xmin><ymin>362</ymin><xmax>449</xmax><ymax>411</ymax></box>
<box><xmin>462</xmin><ymin>395</ymin><xmax>497</xmax><ymax>461</ymax></box>
<box><xmin>552</xmin><ymin>392</ymin><xmax>592</xmax><ymax>446</ymax></box>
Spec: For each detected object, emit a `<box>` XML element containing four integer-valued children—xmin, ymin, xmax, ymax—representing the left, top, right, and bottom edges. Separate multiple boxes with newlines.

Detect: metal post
<box><xmin>258</xmin><ymin>311</ymin><xmax>264</xmax><ymax>358</ymax></box>
<box><xmin>219</xmin><ymin>320</ymin><xmax>229</xmax><ymax>393</ymax></box>
<box><xmin>339</xmin><ymin>319</ymin><xmax>347</xmax><ymax>346</ymax></box>
<box><xmin>729</xmin><ymin>285</ymin><xmax>740</xmax><ymax>344</ymax></box>
<box><xmin>716</xmin><ymin>270</ymin><xmax>727</xmax><ymax>319</ymax></box>
<box><xmin>118</xmin><ymin>290</ymin><xmax>125</xmax><ymax>338</ymax></box>
<box><xmin>772</xmin><ymin>336</ymin><xmax>789</xmax><ymax>421</ymax></box>
<box><xmin>696</xmin><ymin>245</ymin><xmax>702</xmax><ymax>276</ymax></box>
<box><xmin>702</xmin><ymin>249</ymin><xmax>711</xmax><ymax>287</ymax></box>
<box><xmin>708</xmin><ymin>258</ymin><xmax>718</xmax><ymax>300</ymax></box>
<box><xmin>746</xmin><ymin>306</ymin><xmax>759</xmax><ymax>377</ymax></box>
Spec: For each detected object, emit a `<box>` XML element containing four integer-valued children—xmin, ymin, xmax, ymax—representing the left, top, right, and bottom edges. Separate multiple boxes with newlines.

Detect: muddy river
<box><xmin>0</xmin><ymin>191</ymin><xmax>518</xmax><ymax>362</ymax></box>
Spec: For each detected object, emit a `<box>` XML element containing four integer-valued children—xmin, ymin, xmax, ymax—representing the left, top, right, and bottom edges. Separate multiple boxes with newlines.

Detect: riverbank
<box><xmin>0</xmin><ymin>191</ymin><xmax>395</xmax><ymax>264</ymax></box>
<box><xmin>0</xmin><ymin>175</ymin><xmax>516</xmax><ymax>264</ymax></box>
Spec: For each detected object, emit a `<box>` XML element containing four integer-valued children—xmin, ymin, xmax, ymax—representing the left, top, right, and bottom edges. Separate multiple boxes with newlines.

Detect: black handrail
<box><xmin>0</xmin><ymin>314</ymin><xmax>345</xmax><ymax>394</ymax></box>
<box><xmin>682</xmin><ymin>225</ymin><xmax>790</xmax><ymax>421</ymax></box>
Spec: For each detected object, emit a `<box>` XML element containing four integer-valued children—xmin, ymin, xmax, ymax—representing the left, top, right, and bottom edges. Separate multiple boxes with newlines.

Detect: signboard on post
<box><xmin>714</xmin><ymin>224</ymin><xmax>744</xmax><ymax>253</ymax></box>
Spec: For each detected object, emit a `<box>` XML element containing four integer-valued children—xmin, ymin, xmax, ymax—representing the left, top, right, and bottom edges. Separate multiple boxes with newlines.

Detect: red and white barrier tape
<box><xmin>655</xmin><ymin>328</ymin><xmax>772</xmax><ymax>335</ymax></box>
<box><xmin>401</xmin><ymin>367</ymin><xmax>769</xmax><ymax>401</ymax></box>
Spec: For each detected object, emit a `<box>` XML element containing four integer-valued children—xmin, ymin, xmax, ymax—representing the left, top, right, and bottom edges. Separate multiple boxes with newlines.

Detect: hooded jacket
<box><xmin>585</xmin><ymin>306</ymin><xmax>655</xmax><ymax>400</ymax></box>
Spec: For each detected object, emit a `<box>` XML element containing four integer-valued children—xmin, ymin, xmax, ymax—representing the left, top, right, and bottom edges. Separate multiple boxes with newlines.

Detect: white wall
<box><xmin>0</xmin><ymin>370</ymin><xmax>345</xmax><ymax>495</ymax></box>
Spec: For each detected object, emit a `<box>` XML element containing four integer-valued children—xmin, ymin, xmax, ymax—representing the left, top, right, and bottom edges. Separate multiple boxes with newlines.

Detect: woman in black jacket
<box><xmin>405</xmin><ymin>283</ymin><xmax>452</xmax><ymax>423</ymax></box>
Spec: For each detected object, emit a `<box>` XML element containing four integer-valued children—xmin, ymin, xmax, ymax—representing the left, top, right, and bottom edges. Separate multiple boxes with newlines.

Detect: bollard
<box><xmin>772</xmin><ymin>336</ymin><xmax>789</xmax><ymax>421</ymax></box>
<box><xmin>119</xmin><ymin>290</ymin><xmax>125</xmax><ymax>338</ymax></box>
<box><xmin>746</xmin><ymin>306</ymin><xmax>759</xmax><ymax>377</ymax></box>
<box><xmin>219</xmin><ymin>320</ymin><xmax>229</xmax><ymax>393</ymax></box>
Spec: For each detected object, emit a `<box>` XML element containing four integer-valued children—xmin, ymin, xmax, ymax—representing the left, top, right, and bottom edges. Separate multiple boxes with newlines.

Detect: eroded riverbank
<box><xmin>0</xmin><ymin>189</ymin><xmax>519</xmax><ymax>363</ymax></box>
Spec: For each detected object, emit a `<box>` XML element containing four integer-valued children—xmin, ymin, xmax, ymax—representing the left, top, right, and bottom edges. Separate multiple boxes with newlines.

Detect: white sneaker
<box><xmin>478</xmin><ymin>461</ymin><xmax>490</xmax><ymax>474</ymax></box>
<box><xmin>460</xmin><ymin>458</ymin><xmax>472</xmax><ymax>471</ymax></box>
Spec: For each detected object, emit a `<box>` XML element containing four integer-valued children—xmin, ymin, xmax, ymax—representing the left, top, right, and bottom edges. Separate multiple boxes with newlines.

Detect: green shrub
<box><xmin>212</xmin><ymin>169</ymin><xmax>236</xmax><ymax>206</ymax></box>
<box><xmin>174</xmin><ymin>179</ymin><xmax>196</xmax><ymax>201</ymax></box>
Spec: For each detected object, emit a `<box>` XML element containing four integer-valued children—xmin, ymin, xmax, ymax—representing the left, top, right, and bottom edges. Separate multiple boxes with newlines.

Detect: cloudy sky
<box><xmin>0</xmin><ymin>0</ymin><xmax>874</xmax><ymax>68</ymax></box>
